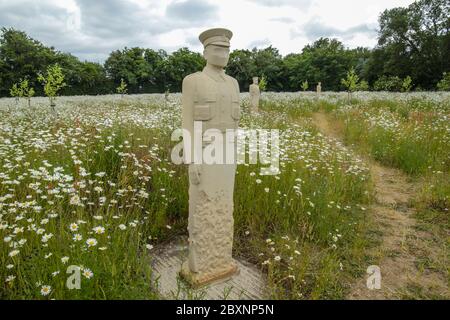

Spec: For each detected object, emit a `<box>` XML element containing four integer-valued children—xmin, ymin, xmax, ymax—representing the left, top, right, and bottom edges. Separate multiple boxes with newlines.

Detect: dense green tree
<box><xmin>367</xmin><ymin>0</ymin><xmax>450</xmax><ymax>89</ymax></box>
<box><xmin>437</xmin><ymin>72</ymin><xmax>450</xmax><ymax>91</ymax></box>
<box><xmin>161</xmin><ymin>47</ymin><xmax>205</xmax><ymax>92</ymax></box>
<box><xmin>283</xmin><ymin>38</ymin><xmax>355</xmax><ymax>91</ymax></box>
<box><xmin>104</xmin><ymin>47</ymin><xmax>152</xmax><ymax>93</ymax></box>
<box><xmin>0</xmin><ymin>28</ymin><xmax>56</xmax><ymax>96</ymax></box>
<box><xmin>252</xmin><ymin>46</ymin><xmax>285</xmax><ymax>91</ymax></box>
<box><xmin>143</xmin><ymin>49</ymin><xmax>168</xmax><ymax>92</ymax></box>
<box><xmin>226</xmin><ymin>49</ymin><xmax>256</xmax><ymax>91</ymax></box>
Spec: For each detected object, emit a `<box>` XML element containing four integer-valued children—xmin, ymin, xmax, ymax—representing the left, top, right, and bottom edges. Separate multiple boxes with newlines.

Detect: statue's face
<box><xmin>253</xmin><ymin>78</ymin><xmax>258</xmax><ymax>85</ymax></box>
<box><xmin>204</xmin><ymin>44</ymin><xmax>230</xmax><ymax>68</ymax></box>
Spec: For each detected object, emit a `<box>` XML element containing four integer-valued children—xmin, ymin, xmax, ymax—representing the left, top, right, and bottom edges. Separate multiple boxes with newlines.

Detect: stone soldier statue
<box><xmin>317</xmin><ymin>82</ymin><xmax>322</xmax><ymax>94</ymax></box>
<box><xmin>180</xmin><ymin>28</ymin><xmax>240</xmax><ymax>287</ymax></box>
<box><xmin>249</xmin><ymin>76</ymin><xmax>260</xmax><ymax>112</ymax></box>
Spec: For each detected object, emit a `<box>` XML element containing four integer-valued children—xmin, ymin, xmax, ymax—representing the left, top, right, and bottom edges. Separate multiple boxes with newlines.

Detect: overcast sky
<box><xmin>0</xmin><ymin>0</ymin><xmax>416</xmax><ymax>62</ymax></box>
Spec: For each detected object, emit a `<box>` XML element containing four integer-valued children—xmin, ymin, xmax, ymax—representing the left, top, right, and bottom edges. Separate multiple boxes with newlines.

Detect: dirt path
<box><xmin>311</xmin><ymin>112</ymin><xmax>448</xmax><ymax>299</ymax></box>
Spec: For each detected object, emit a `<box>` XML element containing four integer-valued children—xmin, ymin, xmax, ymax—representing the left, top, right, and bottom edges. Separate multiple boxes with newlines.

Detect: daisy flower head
<box><xmin>92</xmin><ymin>226</ymin><xmax>105</xmax><ymax>234</ymax></box>
<box><xmin>86</xmin><ymin>238</ymin><xmax>98</xmax><ymax>247</ymax></box>
<box><xmin>9</xmin><ymin>250</ymin><xmax>20</xmax><ymax>257</ymax></box>
<box><xmin>40</xmin><ymin>285</ymin><xmax>52</xmax><ymax>296</ymax></box>
<box><xmin>82</xmin><ymin>268</ymin><xmax>94</xmax><ymax>279</ymax></box>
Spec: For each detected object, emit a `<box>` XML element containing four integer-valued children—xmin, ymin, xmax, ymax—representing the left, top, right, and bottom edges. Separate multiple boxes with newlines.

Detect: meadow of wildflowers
<box><xmin>331</xmin><ymin>97</ymin><xmax>449</xmax><ymax>225</ymax></box>
<box><xmin>0</xmin><ymin>92</ymin><xmax>448</xmax><ymax>299</ymax></box>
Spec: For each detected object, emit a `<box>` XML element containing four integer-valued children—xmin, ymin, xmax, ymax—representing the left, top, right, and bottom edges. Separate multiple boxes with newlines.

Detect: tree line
<box><xmin>0</xmin><ymin>0</ymin><xmax>449</xmax><ymax>97</ymax></box>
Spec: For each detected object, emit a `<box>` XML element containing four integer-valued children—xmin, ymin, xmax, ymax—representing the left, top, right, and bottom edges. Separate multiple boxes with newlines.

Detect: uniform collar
<box><xmin>203</xmin><ymin>65</ymin><xmax>226</xmax><ymax>82</ymax></box>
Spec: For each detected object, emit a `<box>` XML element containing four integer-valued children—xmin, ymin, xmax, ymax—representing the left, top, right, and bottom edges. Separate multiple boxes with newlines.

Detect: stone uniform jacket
<box><xmin>182</xmin><ymin>68</ymin><xmax>241</xmax><ymax>164</ymax></box>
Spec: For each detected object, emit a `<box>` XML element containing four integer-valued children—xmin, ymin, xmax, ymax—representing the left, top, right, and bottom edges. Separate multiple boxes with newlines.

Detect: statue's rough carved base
<box><xmin>180</xmin><ymin>260</ymin><xmax>239</xmax><ymax>288</ymax></box>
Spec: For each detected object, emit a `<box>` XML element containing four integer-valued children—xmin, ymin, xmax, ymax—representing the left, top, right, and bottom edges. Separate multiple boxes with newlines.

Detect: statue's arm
<box><xmin>233</xmin><ymin>78</ymin><xmax>241</xmax><ymax>103</ymax></box>
<box><xmin>182</xmin><ymin>75</ymin><xmax>195</xmax><ymax>164</ymax></box>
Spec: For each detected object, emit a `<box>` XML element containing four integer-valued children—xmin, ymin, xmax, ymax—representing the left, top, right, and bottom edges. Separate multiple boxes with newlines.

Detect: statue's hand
<box><xmin>188</xmin><ymin>164</ymin><xmax>201</xmax><ymax>185</ymax></box>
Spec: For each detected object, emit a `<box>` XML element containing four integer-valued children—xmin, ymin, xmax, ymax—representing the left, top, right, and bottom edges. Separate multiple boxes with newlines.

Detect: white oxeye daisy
<box><xmin>93</xmin><ymin>226</ymin><xmax>105</xmax><ymax>234</ymax></box>
<box><xmin>274</xmin><ymin>256</ymin><xmax>281</xmax><ymax>261</ymax></box>
<box><xmin>118</xmin><ymin>224</ymin><xmax>126</xmax><ymax>230</ymax></box>
<box><xmin>73</xmin><ymin>234</ymin><xmax>83</xmax><ymax>242</ymax></box>
<box><xmin>86</xmin><ymin>238</ymin><xmax>98</xmax><ymax>247</ymax></box>
<box><xmin>82</xmin><ymin>268</ymin><xmax>94</xmax><ymax>279</ymax></box>
<box><xmin>9</xmin><ymin>250</ymin><xmax>20</xmax><ymax>257</ymax></box>
<box><xmin>40</xmin><ymin>285</ymin><xmax>51</xmax><ymax>296</ymax></box>
<box><xmin>146</xmin><ymin>244</ymin><xmax>154</xmax><ymax>250</ymax></box>
<box><xmin>69</xmin><ymin>223</ymin><xmax>78</xmax><ymax>232</ymax></box>
<box><xmin>41</xmin><ymin>233</ymin><xmax>53</xmax><ymax>243</ymax></box>
<box><xmin>61</xmin><ymin>256</ymin><xmax>69</xmax><ymax>264</ymax></box>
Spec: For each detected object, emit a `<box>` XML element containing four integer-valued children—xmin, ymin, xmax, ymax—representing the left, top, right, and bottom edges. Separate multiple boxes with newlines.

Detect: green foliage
<box><xmin>367</xmin><ymin>0</ymin><xmax>449</xmax><ymax>90</ymax></box>
<box><xmin>259</xmin><ymin>75</ymin><xmax>268</xmax><ymax>91</ymax></box>
<box><xmin>373</xmin><ymin>75</ymin><xmax>403</xmax><ymax>91</ymax></box>
<box><xmin>341</xmin><ymin>67</ymin><xmax>360</xmax><ymax>92</ymax></box>
<box><xmin>301</xmin><ymin>80</ymin><xmax>309</xmax><ymax>91</ymax></box>
<box><xmin>9</xmin><ymin>83</ymin><xmax>22</xmax><ymax>100</ymax></box>
<box><xmin>20</xmin><ymin>79</ymin><xmax>35</xmax><ymax>98</ymax></box>
<box><xmin>19</xmin><ymin>79</ymin><xmax>35</xmax><ymax>107</ymax></box>
<box><xmin>38</xmin><ymin>64</ymin><xmax>66</xmax><ymax>105</ymax></box>
<box><xmin>116</xmin><ymin>78</ymin><xmax>128</xmax><ymax>96</ymax></box>
<box><xmin>163</xmin><ymin>48</ymin><xmax>206</xmax><ymax>92</ymax></box>
<box><xmin>226</xmin><ymin>49</ymin><xmax>256</xmax><ymax>92</ymax></box>
<box><xmin>402</xmin><ymin>76</ymin><xmax>413</xmax><ymax>92</ymax></box>
<box><xmin>283</xmin><ymin>38</ymin><xmax>363</xmax><ymax>92</ymax></box>
<box><xmin>357</xmin><ymin>80</ymin><xmax>370</xmax><ymax>91</ymax></box>
<box><xmin>252</xmin><ymin>46</ymin><xmax>284</xmax><ymax>91</ymax></box>
<box><xmin>437</xmin><ymin>72</ymin><xmax>450</xmax><ymax>91</ymax></box>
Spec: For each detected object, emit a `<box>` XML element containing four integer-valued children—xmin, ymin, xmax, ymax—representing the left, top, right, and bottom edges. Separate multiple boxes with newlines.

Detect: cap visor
<box><xmin>207</xmin><ymin>41</ymin><xmax>230</xmax><ymax>47</ymax></box>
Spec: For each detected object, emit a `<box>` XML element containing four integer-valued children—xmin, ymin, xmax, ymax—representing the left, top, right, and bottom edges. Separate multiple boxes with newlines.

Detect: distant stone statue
<box><xmin>249</xmin><ymin>77</ymin><xmax>260</xmax><ymax>112</ymax></box>
<box><xmin>317</xmin><ymin>82</ymin><xmax>322</xmax><ymax>94</ymax></box>
<box><xmin>180</xmin><ymin>28</ymin><xmax>240</xmax><ymax>287</ymax></box>
<box><xmin>165</xmin><ymin>88</ymin><xmax>170</xmax><ymax>102</ymax></box>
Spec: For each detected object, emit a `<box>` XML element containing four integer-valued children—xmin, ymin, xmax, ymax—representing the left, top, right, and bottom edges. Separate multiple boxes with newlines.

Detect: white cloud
<box><xmin>0</xmin><ymin>0</ymin><xmax>417</xmax><ymax>61</ymax></box>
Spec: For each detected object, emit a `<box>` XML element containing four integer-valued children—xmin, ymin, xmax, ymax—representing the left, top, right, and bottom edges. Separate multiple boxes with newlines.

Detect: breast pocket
<box><xmin>193</xmin><ymin>94</ymin><xmax>216</xmax><ymax>121</ymax></box>
<box><xmin>231</xmin><ymin>100</ymin><xmax>241</xmax><ymax>120</ymax></box>
<box><xmin>193</xmin><ymin>105</ymin><xmax>212</xmax><ymax>121</ymax></box>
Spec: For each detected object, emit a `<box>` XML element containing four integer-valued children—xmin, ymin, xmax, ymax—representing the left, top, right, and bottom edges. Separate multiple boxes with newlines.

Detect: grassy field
<box><xmin>0</xmin><ymin>92</ymin><xmax>448</xmax><ymax>299</ymax></box>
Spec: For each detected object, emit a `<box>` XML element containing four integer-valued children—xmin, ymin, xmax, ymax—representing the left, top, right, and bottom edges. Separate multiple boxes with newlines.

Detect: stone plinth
<box><xmin>151</xmin><ymin>239</ymin><xmax>267</xmax><ymax>300</ymax></box>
